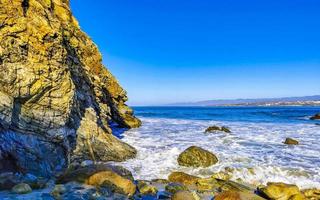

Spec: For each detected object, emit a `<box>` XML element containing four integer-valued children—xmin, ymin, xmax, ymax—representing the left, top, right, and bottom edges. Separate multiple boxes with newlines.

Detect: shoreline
<box><xmin>0</xmin><ymin>161</ymin><xmax>319</xmax><ymax>200</ymax></box>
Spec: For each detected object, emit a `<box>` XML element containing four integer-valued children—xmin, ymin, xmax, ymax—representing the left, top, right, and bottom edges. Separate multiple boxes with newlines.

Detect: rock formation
<box><xmin>0</xmin><ymin>0</ymin><xmax>141</xmax><ymax>177</ymax></box>
<box><xmin>177</xmin><ymin>146</ymin><xmax>218</xmax><ymax>168</ymax></box>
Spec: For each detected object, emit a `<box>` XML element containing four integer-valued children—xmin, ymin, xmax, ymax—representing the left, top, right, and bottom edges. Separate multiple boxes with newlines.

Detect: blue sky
<box><xmin>71</xmin><ymin>0</ymin><xmax>320</xmax><ymax>105</ymax></box>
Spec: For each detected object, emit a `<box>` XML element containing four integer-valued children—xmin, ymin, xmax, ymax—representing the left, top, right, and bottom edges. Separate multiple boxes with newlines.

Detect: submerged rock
<box><xmin>205</xmin><ymin>126</ymin><xmax>231</xmax><ymax>133</ymax></box>
<box><xmin>258</xmin><ymin>182</ymin><xmax>301</xmax><ymax>200</ymax></box>
<box><xmin>177</xmin><ymin>146</ymin><xmax>218</xmax><ymax>167</ymax></box>
<box><xmin>310</xmin><ymin>113</ymin><xmax>320</xmax><ymax>120</ymax></box>
<box><xmin>0</xmin><ymin>0</ymin><xmax>140</xmax><ymax>177</ymax></box>
<box><xmin>11</xmin><ymin>183</ymin><xmax>32</xmax><ymax>194</ymax></box>
<box><xmin>284</xmin><ymin>138</ymin><xmax>299</xmax><ymax>145</ymax></box>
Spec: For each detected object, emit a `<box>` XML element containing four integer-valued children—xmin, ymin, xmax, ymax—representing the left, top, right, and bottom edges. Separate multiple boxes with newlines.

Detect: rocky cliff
<box><xmin>0</xmin><ymin>0</ymin><xmax>141</xmax><ymax>177</ymax></box>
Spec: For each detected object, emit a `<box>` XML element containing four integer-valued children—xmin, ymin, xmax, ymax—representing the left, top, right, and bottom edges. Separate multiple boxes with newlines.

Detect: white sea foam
<box><xmin>121</xmin><ymin>117</ymin><xmax>320</xmax><ymax>189</ymax></box>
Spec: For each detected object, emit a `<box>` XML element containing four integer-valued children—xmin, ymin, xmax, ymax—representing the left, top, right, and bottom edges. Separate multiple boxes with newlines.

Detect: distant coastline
<box><xmin>167</xmin><ymin>95</ymin><xmax>320</xmax><ymax>107</ymax></box>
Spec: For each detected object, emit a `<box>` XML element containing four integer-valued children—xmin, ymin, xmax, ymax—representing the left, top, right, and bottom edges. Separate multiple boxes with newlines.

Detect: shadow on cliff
<box><xmin>109</xmin><ymin>122</ymin><xmax>129</xmax><ymax>139</ymax></box>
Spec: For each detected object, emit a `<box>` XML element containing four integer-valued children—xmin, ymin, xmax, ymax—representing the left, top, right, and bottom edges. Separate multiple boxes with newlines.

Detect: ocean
<box><xmin>119</xmin><ymin>106</ymin><xmax>320</xmax><ymax>189</ymax></box>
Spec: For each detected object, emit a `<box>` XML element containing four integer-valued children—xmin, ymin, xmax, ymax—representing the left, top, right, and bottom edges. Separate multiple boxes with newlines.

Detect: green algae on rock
<box><xmin>0</xmin><ymin>0</ymin><xmax>140</xmax><ymax>177</ymax></box>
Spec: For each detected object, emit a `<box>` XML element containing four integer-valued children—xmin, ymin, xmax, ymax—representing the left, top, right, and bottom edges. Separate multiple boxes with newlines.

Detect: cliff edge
<box><xmin>0</xmin><ymin>0</ymin><xmax>141</xmax><ymax>177</ymax></box>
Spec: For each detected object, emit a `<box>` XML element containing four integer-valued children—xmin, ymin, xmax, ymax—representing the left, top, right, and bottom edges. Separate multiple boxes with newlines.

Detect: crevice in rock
<box><xmin>11</xmin><ymin>97</ymin><xmax>27</xmax><ymax>128</ymax></box>
<box><xmin>49</xmin><ymin>0</ymin><xmax>55</xmax><ymax>13</ymax></box>
<box><xmin>61</xmin><ymin>36</ymin><xmax>107</xmax><ymax>133</ymax></box>
<box><xmin>0</xmin><ymin>57</ymin><xmax>3</xmax><ymax>65</ymax></box>
<box><xmin>0</xmin><ymin>23</ymin><xmax>5</xmax><ymax>30</ymax></box>
<box><xmin>21</xmin><ymin>0</ymin><xmax>29</xmax><ymax>17</ymax></box>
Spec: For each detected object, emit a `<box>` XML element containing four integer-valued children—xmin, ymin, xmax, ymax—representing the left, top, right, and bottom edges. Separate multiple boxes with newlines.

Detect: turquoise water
<box><xmin>120</xmin><ymin>106</ymin><xmax>320</xmax><ymax>189</ymax></box>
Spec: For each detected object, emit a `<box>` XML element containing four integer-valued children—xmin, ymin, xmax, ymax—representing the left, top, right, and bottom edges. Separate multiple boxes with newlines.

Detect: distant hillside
<box><xmin>170</xmin><ymin>95</ymin><xmax>320</xmax><ymax>106</ymax></box>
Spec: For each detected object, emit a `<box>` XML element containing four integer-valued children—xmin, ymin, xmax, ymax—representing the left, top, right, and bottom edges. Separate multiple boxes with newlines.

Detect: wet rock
<box><xmin>151</xmin><ymin>179</ymin><xmax>169</xmax><ymax>184</ymax></box>
<box><xmin>195</xmin><ymin>177</ymin><xmax>220</xmax><ymax>192</ymax></box>
<box><xmin>51</xmin><ymin>184</ymin><xmax>66</xmax><ymax>199</ymax></box>
<box><xmin>0</xmin><ymin>172</ymin><xmax>47</xmax><ymax>191</ymax></box>
<box><xmin>85</xmin><ymin>170</ymin><xmax>136</xmax><ymax>196</ymax></box>
<box><xmin>139</xmin><ymin>184</ymin><xmax>158</xmax><ymax>195</ymax></box>
<box><xmin>215</xmin><ymin>191</ymin><xmax>265</xmax><ymax>200</ymax></box>
<box><xmin>177</xmin><ymin>146</ymin><xmax>218</xmax><ymax>168</ymax></box>
<box><xmin>157</xmin><ymin>191</ymin><xmax>172</xmax><ymax>199</ymax></box>
<box><xmin>80</xmin><ymin>160</ymin><xmax>94</xmax><ymax>167</ymax></box>
<box><xmin>221</xmin><ymin>180</ymin><xmax>256</xmax><ymax>192</ymax></box>
<box><xmin>165</xmin><ymin>183</ymin><xmax>188</xmax><ymax>194</ymax></box>
<box><xmin>168</xmin><ymin>172</ymin><xmax>200</xmax><ymax>185</ymax></box>
<box><xmin>284</xmin><ymin>138</ymin><xmax>299</xmax><ymax>145</ymax></box>
<box><xmin>310</xmin><ymin>114</ymin><xmax>320</xmax><ymax>120</ymax></box>
<box><xmin>205</xmin><ymin>126</ymin><xmax>231</xmax><ymax>133</ymax></box>
<box><xmin>0</xmin><ymin>172</ymin><xmax>22</xmax><ymax>190</ymax></box>
<box><xmin>136</xmin><ymin>180</ymin><xmax>158</xmax><ymax>195</ymax></box>
<box><xmin>57</xmin><ymin>164</ymin><xmax>134</xmax><ymax>183</ymax></box>
<box><xmin>211</xmin><ymin>171</ymin><xmax>232</xmax><ymax>181</ymax></box>
<box><xmin>258</xmin><ymin>182</ymin><xmax>301</xmax><ymax>200</ymax></box>
<box><xmin>172</xmin><ymin>190</ymin><xmax>197</xmax><ymax>200</ymax></box>
<box><xmin>11</xmin><ymin>183</ymin><xmax>32</xmax><ymax>194</ymax></box>
<box><xmin>214</xmin><ymin>191</ymin><xmax>242</xmax><ymax>200</ymax></box>
<box><xmin>62</xmin><ymin>182</ymin><xmax>99</xmax><ymax>200</ymax></box>
<box><xmin>289</xmin><ymin>193</ymin><xmax>306</xmax><ymax>200</ymax></box>
<box><xmin>41</xmin><ymin>193</ymin><xmax>56</xmax><ymax>200</ymax></box>
<box><xmin>0</xmin><ymin>0</ymin><xmax>140</xmax><ymax>177</ymax></box>
<box><xmin>302</xmin><ymin>188</ymin><xmax>320</xmax><ymax>199</ymax></box>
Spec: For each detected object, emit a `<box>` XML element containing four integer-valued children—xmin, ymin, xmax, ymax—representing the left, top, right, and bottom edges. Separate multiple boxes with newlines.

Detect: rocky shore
<box><xmin>1</xmin><ymin>152</ymin><xmax>320</xmax><ymax>200</ymax></box>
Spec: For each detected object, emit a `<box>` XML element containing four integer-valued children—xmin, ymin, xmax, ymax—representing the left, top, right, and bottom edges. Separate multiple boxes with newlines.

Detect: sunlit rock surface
<box><xmin>0</xmin><ymin>0</ymin><xmax>140</xmax><ymax>177</ymax></box>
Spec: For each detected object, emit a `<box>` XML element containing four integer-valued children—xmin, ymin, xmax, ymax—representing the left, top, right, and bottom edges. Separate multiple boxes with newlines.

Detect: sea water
<box><xmin>119</xmin><ymin>106</ymin><xmax>320</xmax><ymax>189</ymax></box>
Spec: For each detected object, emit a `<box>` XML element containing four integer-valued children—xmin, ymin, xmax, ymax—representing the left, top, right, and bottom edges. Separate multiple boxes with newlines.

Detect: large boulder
<box><xmin>177</xmin><ymin>146</ymin><xmax>218</xmax><ymax>167</ymax></box>
<box><xmin>85</xmin><ymin>170</ymin><xmax>136</xmax><ymax>196</ymax></box>
<box><xmin>0</xmin><ymin>0</ymin><xmax>140</xmax><ymax>177</ymax></box>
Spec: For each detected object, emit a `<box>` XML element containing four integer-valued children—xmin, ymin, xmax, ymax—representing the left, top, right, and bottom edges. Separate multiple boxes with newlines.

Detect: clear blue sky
<box><xmin>71</xmin><ymin>0</ymin><xmax>320</xmax><ymax>105</ymax></box>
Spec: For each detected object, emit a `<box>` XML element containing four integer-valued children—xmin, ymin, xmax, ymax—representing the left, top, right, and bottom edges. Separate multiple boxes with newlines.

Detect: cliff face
<box><xmin>0</xmin><ymin>0</ymin><xmax>141</xmax><ymax>177</ymax></box>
